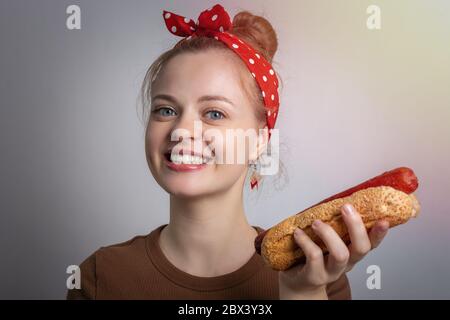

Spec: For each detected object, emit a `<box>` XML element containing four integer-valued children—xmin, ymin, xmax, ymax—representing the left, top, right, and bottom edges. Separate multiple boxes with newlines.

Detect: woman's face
<box><xmin>145</xmin><ymin>50</ymin><xmax>266</xmax><ymax>198</ymax></box>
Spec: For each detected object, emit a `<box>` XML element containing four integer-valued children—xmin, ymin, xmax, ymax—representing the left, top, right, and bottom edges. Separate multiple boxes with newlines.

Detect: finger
<box><xmin>341</xmin><ymin>203</ymin><xmax>372</xmax><ymax>263</ymax></box>
<box><xmin>369</xmin><ymin>220</ymin><xmax>389</xmax><ymax>249</ymax></box>
<box><xmin>311</xmin><ymin>220</ymin><xmax>349</xmax><ymax>275</ymax></box>
<box><xmin>293</xmin><ymin>228</ymin><xmax>326</xmax><ymax>275</ymax></box>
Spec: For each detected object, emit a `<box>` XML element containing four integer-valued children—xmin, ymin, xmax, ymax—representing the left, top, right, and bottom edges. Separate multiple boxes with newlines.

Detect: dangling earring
<box><xmin>250</xmin><ymin>162</ymin><xmax>262</xmax><ymax>190</ymax></box>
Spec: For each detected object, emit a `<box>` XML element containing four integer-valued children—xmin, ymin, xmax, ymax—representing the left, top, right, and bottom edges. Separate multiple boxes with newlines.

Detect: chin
<box><xmin>163</xmin><ymin>179</ymin><xmax>215</xmax><ymax>198</ymax></box>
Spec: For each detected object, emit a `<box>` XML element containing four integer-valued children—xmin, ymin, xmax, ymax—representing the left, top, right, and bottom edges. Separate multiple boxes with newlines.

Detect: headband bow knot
<box><xmin>163</xmin><ymin>4</ymin><xmax>232</xmax><ymax>37</ymax></box>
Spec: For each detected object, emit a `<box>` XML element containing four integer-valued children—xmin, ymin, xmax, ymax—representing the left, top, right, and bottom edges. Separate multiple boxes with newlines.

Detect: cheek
<box><xmin>217</xmin><ymin>164</ymin><xmax>248</xmax><ymax>180</ymax></box>
<box><xmin>145</xmin><ymin>122</ymin><xmax>167</xmax><ymax>165</ymax></box>
<box><xmin>207</xmin><ymin>125</ymin><xmax>259</xmax><ymax>164</ymax></box>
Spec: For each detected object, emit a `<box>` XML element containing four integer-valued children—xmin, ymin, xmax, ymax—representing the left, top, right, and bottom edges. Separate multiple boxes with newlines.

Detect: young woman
<box><xmin>67</xmin><ymin>4</ymin><xmax>389</xmax><ymax>300</ymax></box>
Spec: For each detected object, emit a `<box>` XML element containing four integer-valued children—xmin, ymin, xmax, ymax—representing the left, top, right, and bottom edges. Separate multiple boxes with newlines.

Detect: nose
<box><xmin>169</xmin><ymin>109</ymin><xmax>202</xmax><ymax>148</ymax></box>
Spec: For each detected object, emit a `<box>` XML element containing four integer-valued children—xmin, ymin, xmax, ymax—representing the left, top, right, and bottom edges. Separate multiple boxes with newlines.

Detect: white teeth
<box><xmin>170</xmin><ymin>154</ymin><xmax>211</xmax><ymax>165</ymax></box>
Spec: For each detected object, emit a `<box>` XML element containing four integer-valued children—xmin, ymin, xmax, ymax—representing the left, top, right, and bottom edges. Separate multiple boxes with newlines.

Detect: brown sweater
<box><xmin>67</xmin><ymin>224</ymin><xmax>351</xmax><ymax>300</ymax></box>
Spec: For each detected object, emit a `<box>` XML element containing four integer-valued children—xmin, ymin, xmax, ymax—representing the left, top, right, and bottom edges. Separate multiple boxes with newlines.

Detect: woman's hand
<box><xmin>278</xmin><ymin>203</ymin><xmax>390</xmax><ymax>300</ymax></box>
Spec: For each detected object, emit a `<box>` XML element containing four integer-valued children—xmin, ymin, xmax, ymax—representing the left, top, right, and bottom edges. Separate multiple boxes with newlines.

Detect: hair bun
<box><xmin>231</xmin><ymin>11</ymin><xmax>278</xmax><ymax>63</ymax></box>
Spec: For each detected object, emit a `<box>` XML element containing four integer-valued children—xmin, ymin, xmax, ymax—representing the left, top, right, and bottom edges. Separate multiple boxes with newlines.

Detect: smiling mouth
<box><xmin>164</xmin><ymin>151</ymin><xmax>214</xmax><ymax>165</ymax></box>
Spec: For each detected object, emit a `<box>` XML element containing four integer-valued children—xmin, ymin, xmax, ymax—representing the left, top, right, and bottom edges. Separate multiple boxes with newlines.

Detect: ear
<box><xmin>249</xmin><ymin>125</ymin><xmax>269</xmax><ymax>162</ymax></box>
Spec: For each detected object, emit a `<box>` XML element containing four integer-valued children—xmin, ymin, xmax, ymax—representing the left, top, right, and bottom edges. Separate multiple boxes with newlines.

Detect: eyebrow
<box><xmin>151</xmin><ymin>94</ymin><xmax>235</xmax><ymax>108</ymax></box>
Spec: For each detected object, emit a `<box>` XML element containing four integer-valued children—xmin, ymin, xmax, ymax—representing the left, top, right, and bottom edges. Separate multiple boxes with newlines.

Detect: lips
<box><xmin>164</xmin><ymin>155</ymin><xmax>208</xmax><ymax>172</ymax></box>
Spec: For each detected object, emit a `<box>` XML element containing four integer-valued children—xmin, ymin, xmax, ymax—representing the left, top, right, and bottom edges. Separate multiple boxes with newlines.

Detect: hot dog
<box><xmin>255</xmin><ymin>167</ymin><xmax>420</xmax><ymax>271</ymax></box>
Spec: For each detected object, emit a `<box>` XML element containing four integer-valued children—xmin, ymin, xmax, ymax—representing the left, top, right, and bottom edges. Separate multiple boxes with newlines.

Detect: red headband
<box><xmin>162</xmin><ymin>4</ymin><xmax>280</xmax><ymax>138</ymax></box>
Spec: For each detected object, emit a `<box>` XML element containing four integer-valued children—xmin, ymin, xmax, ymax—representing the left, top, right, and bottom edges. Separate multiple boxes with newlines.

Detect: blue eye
<box><xmin>205</xmin><ymin>110</ymin><xmax>225</xmax><ymax>120</ymax></box>
<box><xmin>154</xmin><ymin>107</ymin><xmax>176</xmax><ymax>117</ymax></box>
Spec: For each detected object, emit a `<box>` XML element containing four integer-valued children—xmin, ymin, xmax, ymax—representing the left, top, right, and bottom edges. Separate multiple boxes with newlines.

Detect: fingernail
<box><xmin>312</xmin><ymin>220</ymin><xmax>322</xmax><ymax>229</ymax></box>
<box><xmin>342</xmin><ymin>203</ymin><xmax>355</xmax><ymax>216</ymax></box>
<box><xmin>294</xmin><ymin>228</ymin><xmax>303</xmax><ymax>237</ymax></box>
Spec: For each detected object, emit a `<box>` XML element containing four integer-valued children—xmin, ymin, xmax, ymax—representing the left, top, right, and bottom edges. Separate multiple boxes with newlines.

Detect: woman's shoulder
<box><xmin>96</xmin><ymin>233</ymin><xmax>149</xmax><ymax>257</ymax></box>
<box><xmin>67</xmin><ymin>226</ymin><xmax>162</xmax><ymax>299</ymax></box>
<box><xmin>89</xmin><ymin>225</ymin><xmax>164</xmax><ymax>264</ymax></box>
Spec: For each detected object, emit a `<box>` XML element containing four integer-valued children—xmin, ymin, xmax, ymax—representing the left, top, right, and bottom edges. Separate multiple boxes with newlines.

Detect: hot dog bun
<box><xmin>261</xmin><ymin>186</ymin><xmax>420</xmax><ymax>271</ymax></box>
<box><xmin>255</xmin><ymin>167</ymin><xmax>419</xmax><ymax>255</ymax></box>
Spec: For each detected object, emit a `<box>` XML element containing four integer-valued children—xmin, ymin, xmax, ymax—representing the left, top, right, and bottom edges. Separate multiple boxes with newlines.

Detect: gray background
<box><xmin>1</xmin><ymin>0</ymin><xmax>449</xmax><ymax>299</ymax></box>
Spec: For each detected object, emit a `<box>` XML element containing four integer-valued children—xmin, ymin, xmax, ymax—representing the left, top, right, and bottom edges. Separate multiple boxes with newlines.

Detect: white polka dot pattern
<box><xmin>162</xmin><ymin>4</ymin><xmax>280</xmax><ymax>134</ymax></box>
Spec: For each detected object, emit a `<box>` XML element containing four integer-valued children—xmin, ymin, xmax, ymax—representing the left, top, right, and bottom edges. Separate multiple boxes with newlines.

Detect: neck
<box><xmin>159</xmin><ymin>178</ymin><xmax>258</xmax><ymax>276</ymax></box>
